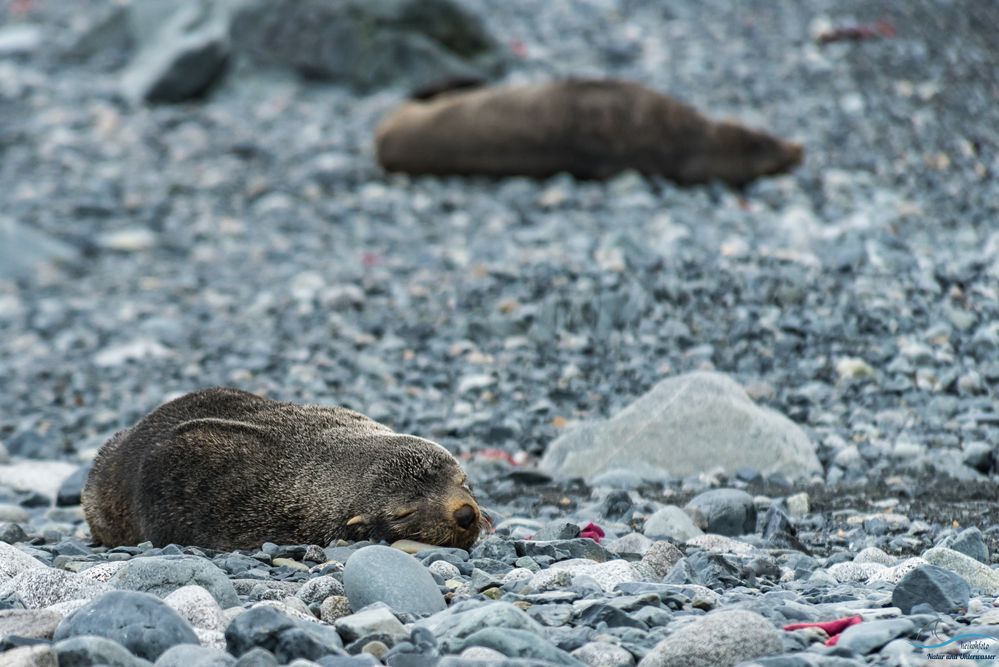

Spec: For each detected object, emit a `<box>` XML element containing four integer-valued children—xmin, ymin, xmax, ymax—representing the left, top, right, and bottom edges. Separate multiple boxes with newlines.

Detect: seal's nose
<box><xmin>453</xmin><ymin>504</ymin><xmax>477</xmax><ymax>530</ymax></box>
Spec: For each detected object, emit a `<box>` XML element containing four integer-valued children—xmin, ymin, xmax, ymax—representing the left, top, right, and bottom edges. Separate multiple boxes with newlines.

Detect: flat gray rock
<box><xmin>108</xmin><ymin>555</ymin><xmax>239</xmax><ymax>608</ymax></box>
<box><xmin>835</xmin><ymin>618</ymin><xmax>915</xmax><ymax>654</ymax></box>
<box><xmin>541</xmin><ymin>372</ymin><xmax>820</xmax><ymax>481</ymax></box>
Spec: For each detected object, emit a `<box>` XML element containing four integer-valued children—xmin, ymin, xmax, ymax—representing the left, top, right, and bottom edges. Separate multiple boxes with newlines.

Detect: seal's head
<box><xmin>685</xmin><ymin>120</ymin><xmax>804</xmax><ymax>187</ymax></box>
<box><xmin>346</xmin><ymin>435</ymin><xmax>484</xmax><ymax>550</ymax></box>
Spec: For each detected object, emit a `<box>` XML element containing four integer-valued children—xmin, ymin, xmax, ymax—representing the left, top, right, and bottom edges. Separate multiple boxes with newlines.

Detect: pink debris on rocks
<box><xmin>580</xmin><ymin>522</ymin><xmax>605</xmax><ymax>543</ymax></box>
<box><xmin>784</xmin><ymin>615</ymin><xmax>863</xmax><ymax>646</ymax></box>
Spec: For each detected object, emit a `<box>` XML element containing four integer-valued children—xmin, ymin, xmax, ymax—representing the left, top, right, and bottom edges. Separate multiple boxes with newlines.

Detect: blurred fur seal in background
<box><xmin>83</xmin><ymin>388</ymin><xmax>483</xmax><ymax>551</ymax></box>
<box><xmin>376</xmin><ymin>78</ymin><xmax>803</xmax><ymax>186</ymax></box>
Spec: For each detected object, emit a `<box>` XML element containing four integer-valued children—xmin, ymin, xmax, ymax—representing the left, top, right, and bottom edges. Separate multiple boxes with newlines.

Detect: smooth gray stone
<box><xmin>343</xmin><ymin>545</ymin><xmax>445</xmax><ymax>616</ymax></box>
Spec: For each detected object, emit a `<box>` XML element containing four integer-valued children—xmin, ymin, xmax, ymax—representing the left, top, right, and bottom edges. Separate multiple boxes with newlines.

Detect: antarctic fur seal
<box><xmin>82</xmin><ymin>388</ymin><xmax>484</xmax><ymax>551</ymax></box>
<box><xmin>375</xmin><ymin>78</ymin><xmax>804</xmax><ymax>186</ymax></box>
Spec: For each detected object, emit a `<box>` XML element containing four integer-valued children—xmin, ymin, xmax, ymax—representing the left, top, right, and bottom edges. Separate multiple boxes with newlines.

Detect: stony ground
<box><xmin>0</xmin><ymin>0</ymin><xmax>997</xmax><ymax>665</ymax></box>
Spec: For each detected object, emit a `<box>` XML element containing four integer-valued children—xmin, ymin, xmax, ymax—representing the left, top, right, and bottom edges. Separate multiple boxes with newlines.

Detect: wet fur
<box><xmin>376</xmin><ymin>78</ymin><xmax>803</xmax><ymax>186</ymax></box>
<box><xmin>82</xmin><ymin>388</ymin><xmax>481</xmax><ymax>551</ymax></box>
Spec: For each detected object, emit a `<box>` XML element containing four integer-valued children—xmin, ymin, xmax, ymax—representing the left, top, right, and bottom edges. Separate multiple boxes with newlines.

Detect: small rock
<box><xmin>641</xmin><ymin>542</ymin><xmax>683</xmax><ymax>579</ymax></box>
<box><xmin>572</xmin><ymin>641</ymin><xmax>635</xmax><ymax>667</ymax></box>
<box><xmin>923</xmin><ymin>547</ymin><xmax>999</xmax><ymax>594</ymax></box>
<box><xmin>297</xmin><ymin>576</ymin><xmax>345</xmax><ymax>606</ymax></box>
<box><xmin>319</xmin><ymin>595</ymin><xmax>352</xmax><ymax>624</ymax></box>
<box><xmin>155</xmin><ymin>644</ymin><xmax>235</xmax><ymax>667</ymax></box>
<box><xmin>56</xmin><ymin>465</ymin><xmax>92</xmax><ymax>507</ymax></box>
<box><xmin>606</xmin><ymin>533</ymin><xmax>654</xmax><ymax>556</ymax></box>
<box><xmin>334</xmin><ymin>602</ymin><xmax>408</xmax><ymax>644</ymax></box>
<box><xmin>225</xmin><ymin>605</ymin><xmax>341</xmax><ymax>663</ymax></box>
<box><xmin>643</xmin><ymin>506</ymin><xmax>703</xmax><ymax>542</ymax></box>
<box><xmin>54</xmin><ymin>635</ymin><xmax>152</xmax><ymax>667</ymax></box>
<box><xmin>941</xmin><ymin>527</ymin><xmax>990</xmax><ymax>564</ymax></box>
<box><xmin>685</xmin><ymin>489</ymin><xmax>756</xmax><ymax>536</ymax></box>
<box><xmin>835</xmin><ymin>618</ymin><xmax>915</xmax><ymax>654</ymax></box>
<box><xmin>455</xmin><ymin>627</ymin><xmax>581</xmax><ymax>665</ymax></box>
<box><xmin>164</xmin><ymin>585</ymin><xmax>227</xmax><ymax>632</ymax></box>
<box><xmin>892</xmin><ymin>564</ymin><xmax>971</xmax><ymax>614</ymax></box>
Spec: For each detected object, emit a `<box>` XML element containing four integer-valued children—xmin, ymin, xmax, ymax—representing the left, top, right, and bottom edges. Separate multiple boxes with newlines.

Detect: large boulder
<box><xmin>541</xmin><ymin>372</ymin><xmax>821</xmax><ymax>482</ymax></box>
<box><xmin>229</xmin><ymin>0</ymin><xmax>504</xmax><ymax>92</ymax></box>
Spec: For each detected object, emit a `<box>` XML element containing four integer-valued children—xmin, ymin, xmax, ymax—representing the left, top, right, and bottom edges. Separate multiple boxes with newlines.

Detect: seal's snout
<box><xmin>453</xmin><ymin>504</ymin><xmax>477</xmax><ymax>529</ymax></box>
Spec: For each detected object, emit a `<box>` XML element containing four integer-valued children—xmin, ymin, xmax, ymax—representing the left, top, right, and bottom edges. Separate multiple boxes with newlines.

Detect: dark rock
<box><xmin>54</xmin><ymin>636</ymin><xmax>153</xmax><ymax>667</ymax></box>
<box><xmin>942</xmin><ymin>527</ymin><xmax>990</xmax><ymax>564</ymax></box>
<box><xmin>56</xmin><ymin>464</ymin><xmax>92</xmax><ymax>507</ymax></box>
<box><xmin>892</xmin><ymin>565</ymin><xmax>971</xmax><ymax>614</ymax></box>
<box><xmin>684</xmin><ymin>489</ymin><xmax>757</xmax><ymax>537</ymax></box>
<box><xmin>53</xmin><ymin>591</ymin><xmax>198</xmax><ymax>661</ymax></box>
<box><xmin>120</xmin><ymin>0</ymin><xmax>235</xmax><ymax>103</ymax></box>
<box><xmin>225</xmin><ymin>606</ymin><xmax>341</xmax><ymax>662</ymax></box>
<box><xmin>761</xmin><ymin>505</ymin><xmax>810</xmax><ymax>553</ymax></box>
<box><xmin>230</xmin><ymin>0</ymin><xmax>503</xmax><ymax>92</ymax></box>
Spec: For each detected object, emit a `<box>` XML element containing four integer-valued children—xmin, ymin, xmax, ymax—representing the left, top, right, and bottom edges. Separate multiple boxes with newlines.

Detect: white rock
<box><xmin>869</xmin><ymin>557</ymin><xmax>929</xmax><ymax>585</ymax></box>
<box><xmin>78</xmin><ymin>561</ymin><xmax>126</xmax><ymax>582</ymax></box>
<box><xmin>854</xmin><ymin>547</ymin><xmax>894</xmax><ymax>566</ymax></box>
<box><xmin>195</xmin><ymin>628</ymin><xmax>228</xmax><ymax>650</ymax></box>
<box><xmin>685</xmin><ymin>534</ymin><xmax>756</xmax><ymax>556</ymax></box>
<box><xmin>164</xmin><ymin>585</ymin><xmax>227</xmax><ymax>632</ymax></box>
<box><xmin>0</xmin><ymin>568</ymin><xmax>110</xmax><ymax>608</ymax></box>
<box><xmin>0</xmin><ymin>542</ymin><xmax>46</xmax><ymax>581</ymax></box>
<box><xmin>828</xmin><ymin>561</ymin><xmax>886</xmax><ymax>583</ymax></box>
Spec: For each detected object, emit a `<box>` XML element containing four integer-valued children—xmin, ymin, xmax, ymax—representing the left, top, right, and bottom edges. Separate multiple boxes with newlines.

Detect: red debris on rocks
<box><xmin>478</xmin><ymin>448</ymin><xmax>518</xmax><ymax>465</ymax></box>
<box><xmin>816</xmin><ymin>20</ymin><xmax>895</xmax><ymax>45</ymax></box>
<box><xmin>784</xmin><ymin>615</ymin><xmax>863</xmax><ymax>646</ymax></box>
<box><xmin>580</xmin><ymin>522</ymin><xmax>605</xmax><ymax>543</ymax></box>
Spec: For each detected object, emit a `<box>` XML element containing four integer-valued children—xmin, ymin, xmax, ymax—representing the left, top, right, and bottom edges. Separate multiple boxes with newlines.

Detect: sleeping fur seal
<box><xmin>82</xmin><ymin>387</ymin><xmax>484</xmax><ymax>551</ymax></box>
<box><xmin>375</xmin><ymin>78</ymin><xmax>803</xmax><ymax>186</ymax></box>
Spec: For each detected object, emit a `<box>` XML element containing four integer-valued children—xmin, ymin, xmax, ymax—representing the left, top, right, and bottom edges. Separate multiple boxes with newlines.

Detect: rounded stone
<box><xmin>53</xmin><ymin>591</ymin><xmax>199</xmax><ymax>661</ymax></box>
<box><xmin>638</xmin><ymin>609</ymin><xmax>782</xmax><ymax>667</ymax></box>
<box><xmin>683</xmin><ymin>489</ymin><xmax>756</xmax><ymax>537</ymax></box>
<box><xmin>343</xmin><ymin>545</ymin><xmax>446</xmax><ymax>615</ymax></box>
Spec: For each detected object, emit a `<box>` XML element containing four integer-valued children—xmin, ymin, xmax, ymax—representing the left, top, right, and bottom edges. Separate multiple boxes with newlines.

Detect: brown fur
<box><xmin>82</xmin><ymin>388</ymin><xmax>483</xmax><ymax>551</ymax></box>
<box><xmin>375</xmin><ymin>79</ymin><xmax>804</xmax><ymax>186</ymax></box>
